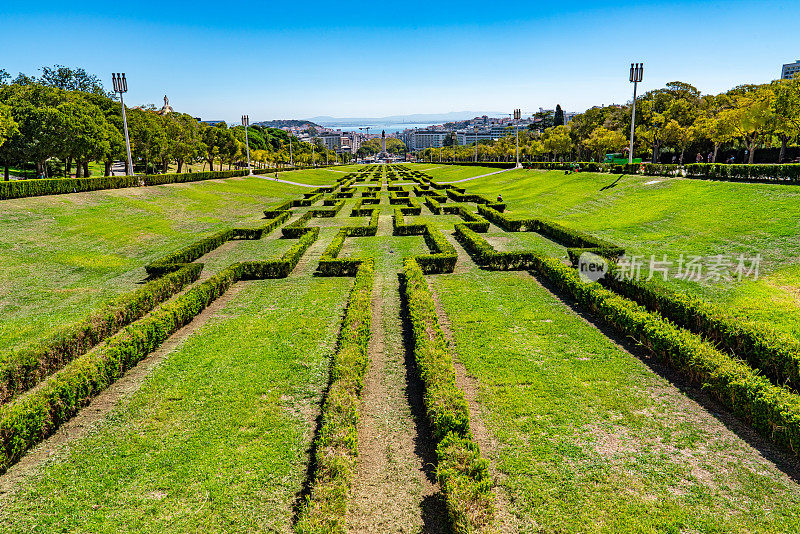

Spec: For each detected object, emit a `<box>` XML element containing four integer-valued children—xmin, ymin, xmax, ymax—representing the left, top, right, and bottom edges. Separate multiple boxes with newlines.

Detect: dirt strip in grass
<box><xmin>346</xmin><ymin>210</ymin><xmax>448</xmax><ymax>533</ymax></box>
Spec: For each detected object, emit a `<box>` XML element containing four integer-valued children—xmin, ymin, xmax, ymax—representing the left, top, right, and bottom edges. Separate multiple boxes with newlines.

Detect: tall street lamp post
<box><xmin>288</xmin><ymin>130</ymin><xmax>294</xmax><ymax>168</ymax></box>
<box><xmin>628</xmin><ymin>62</ymin><xmax>644</xmax><ymax>165</ymax></box>
<box><xmin>241</xmin><ymin>115</ymin><xmax>253</xmax><ymax>175</ymax></box>
<box><xmin>112</xmin><ymin>73</ymin><xmax>134</xmax><ymax>179</ymax></box>
<box><xmin>514</xmin><ymin>108</ymin><xmax>521</xmax><ymax>167</ymax></box>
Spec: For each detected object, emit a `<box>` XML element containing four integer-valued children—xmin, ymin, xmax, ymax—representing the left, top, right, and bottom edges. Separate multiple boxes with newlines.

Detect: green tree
<box><xmin>554</xmin><ymin>104</ymin><xmax>564</xmax><ymax>127</ymax></box>
<box><xmin>542</xmin><ymin>125</ymin><xmax>571</xmax><ymax>161</ymax></box>
<box><xmin>720</xmin><ymin>86</ymin><xmax>774</xmax><ymax>164</ymax></box>
<box><xmin>584</xmin><ymin>127</ymin><xmax>627</xmax><ymax>161</ymax></box>
<box><xmin>771</xmin><ymin>78</ymin><xmax>800</xmax><ymax>162</ymax></box>
<box><xmin>0</xmin><ymin>103</ymin><xmax>18</xmax><ymax>150</ymax></box>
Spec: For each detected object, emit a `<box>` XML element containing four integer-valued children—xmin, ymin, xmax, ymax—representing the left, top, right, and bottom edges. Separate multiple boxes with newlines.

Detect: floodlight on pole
<box><xmin>288</xmin><ymin>131</ymin><xmax>293</xmax><ymax>167</ymax></box>
<box><xmin>513</xmin><ymin>108</ymin><xmax>521</xmax><ymax>168</ymax></box>
<box><xmin>628</xmin><ymin>62</ymin><xmax>644</xmax><ymax>165</ymax></box>
<box><xmin>112</xmin><ymin>73</ymin><xmax>134</xmax><ymax>179</ymax></box>
<box><xmin>241</xmin><ymin>115</ymin><xmax>253</xmax><ymax>175</ymax></box>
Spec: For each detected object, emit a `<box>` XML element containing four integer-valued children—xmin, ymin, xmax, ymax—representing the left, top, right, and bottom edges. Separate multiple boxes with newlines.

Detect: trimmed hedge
<box><xmin>416</xmin><ymin>226</ymin><xmax>458</xmax><ymax>274</ymax></box>
<box><xmin>146</xmin><ymin>211</ymin><xmax>290</xmax><ymax>276</ymax></box>
<box><xmin>443</xmin><ymin>205</ymin><xmax>489</xmax><ymax>233</ymax></box>
<box><xmin>264</xmin><ymin>200</ymin><xmax>293</xmax><ymax>218</ymax></box>
<box><xmin>454</xmin><ymin>223</ymin><xmax>537</xmax><ymax>271</ymax></box>
<box><xmin>393</xmin><ymin>208</ymin><xmax>427</xmax><ymax>236</ymax></box>
<box><xmin>295</xmin><ymin>261</ymin><xmax>375</xmax><ymax>533</ymax></box>
<box><xmin>312</xmin><ymin>200</ymin><xmax>346</xmax><ymax>217</ymax></box>
<box><xmin>685</xmin><ymin>163</ymin><xmax>800</xmax><ymax>183</ymax></box>
<box><xmin>317</xmin><ymin>211</ymin><xmax>379</xmax><ymax>276</ymax></box>
<box><xmin>0</xmin><ymin>175</ymin><xmax>138</xmax><ymax>200</ymax></box>
<box><xmin>0</xmin><ymin>227</ymin><xmax>319</xmax><ymax>473</ymax></box>
<box><xmin>0</xmin><ymin>169</ymin><xmax>267</xmax><ymax>201</ymax></box>
<box><xmin>530</xmin><ymin>254</ymin><xmax>800</xmax><ymax>456</ymax></box>
<box><xmin>601</xmin><ymin>272</ymin><xmax>800</xmax><ymax>391</ymax></box>
<box><xmin>476</xmin><ymin>205</ymin><xmax>624</xmax><ymax>257</ymax></box>
<box><xmin>402</xmin><ymin>258</ymin><xmax>495</xmax><ymax>532</ymax></box>
<box><xmin>0</xmin><ymin>264</ymin><xmax>201</xmax><ymax>405</ymax></box>
<box><xmin>282</xmin><ymin>212</ymin><xmax>314</xmax><ymax>238</ymax></box>
<box><xmin>477</xmin><ymin>204</ymin><xmax>537</xmax><ymax>232</ymax></box>
<box><xmin>426</xmin><ymin>196</ymin><xmax>443</xmax><ymax>214</ymax></box>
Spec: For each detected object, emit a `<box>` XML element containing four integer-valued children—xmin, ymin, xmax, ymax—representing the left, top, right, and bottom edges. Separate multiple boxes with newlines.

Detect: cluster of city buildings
<box><xmin>782</xmin><ymin>60</ymin><xmax>800</xmax><ymax>80</ymax></box>
<box><xmin>277</xmin><ymin>125</ymin><xmax>366</xmax><ymax>155</ymax></box>
<box><xmin>399</xmin><ymin>110</ymin><xmax>577</xmax><ymax>151</ymax></box>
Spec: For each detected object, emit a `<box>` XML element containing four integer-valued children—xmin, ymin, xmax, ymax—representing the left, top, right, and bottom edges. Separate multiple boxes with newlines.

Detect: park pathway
<box><xmin>346</xmin><ymin>205</ymin><xmax>448</xmax><ymax>533</ymax></box>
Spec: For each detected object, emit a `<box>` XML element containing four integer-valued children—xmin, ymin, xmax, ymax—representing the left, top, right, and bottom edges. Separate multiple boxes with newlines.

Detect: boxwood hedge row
<box><xmin>295</xmin><ymin>260</ymin><xmax>375</xmax><ymax>533</ymax></box>
<box><xmin>0</xmin><ymin>264</ymin><xmax>201</xmax><ymax>406</ymax></box>
<box><xmin>601</xmin><ymin>272</ymin><xmax>800</xmax><ymax>391</ymax></box>
<box><xmin>0</xmin><ymin>227</ymin><xmax>320</xmax><ymax>473</ymax></box>
<box><xmin>0</xmin><ymin>169</ymin><xmax>268</xmax><ymax>201</ymax></box>
<box><xmin>402</xmin><ymin>258</ymin><xmax>495</xmax><ymax>533</ymax></box>
<box><xmin>145</xmin><ymin>211</ymin><xmax>291</xmax><ymax>276</ymax></box>
<box><xmin>530</xmin><ymin>254</ymin><xmax>800</xmax><ymax>456</ymax></box>
<box><xmin>442</xmin><ymin>205</ymin><xmax>490</xmax><ymax>233</ymax></box>
<box><xmin>477</xmin><ymin>205</ymin><xmax>624</xmax><ymax>258</ymax></box>
<box><xmin>454</xmin><ymin>223</ymin><xmax>537</xmax><ymax>271</ymax></box>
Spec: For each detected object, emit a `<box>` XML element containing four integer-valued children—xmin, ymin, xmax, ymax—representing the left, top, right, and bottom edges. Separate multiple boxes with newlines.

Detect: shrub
<box><xmin>530</xmin><ymin>254</ymin><xmax>800</xmax><ymax>456</ymax></box>
<box><xmin>294</xmin><ymin>261</ymin><xmax>374</xmax><ymax>533</ymax></box>
<box><xmin>0</xmin><ymin>217</ymin><xmax>320</xmax><ymax>473</ymax></box>
<box><xmin>0</xmin><ymin>264</ymin><xmax>201</xmax><ymax>405</ymax></box>
<box><xmin>601</xmin><ymin>272</ymin><xmax>800</xmax><ymax>390</ymax></box>
<box><xmin>402</xmin><ymin>258</ymin><xmax>496</xmax><ymax>532</ymax></box>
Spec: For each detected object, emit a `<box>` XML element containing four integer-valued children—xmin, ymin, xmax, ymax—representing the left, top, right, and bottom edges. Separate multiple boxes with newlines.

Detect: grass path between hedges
<box><xmin>0</xmin><ymin>176</ymin><xmax>306</xmax><ymax>354</ymax></box>
<box><xmin>432</xmin><ymin>268</ymin><xmax>800</xmax><ymax>533</ymax></box>
<box><xmin>410</xmin><ymin>165</ymin><xmax>800</xmax><ymax>340</ymax></box>
<box><xmin>0</xmin><ymin>275</ymin><xmax>351</xmax><ymax>533</ymax></box>
<box><xmin>346</xmin><ymin>245</ymin><xmax>448</xmax><ymax>532</ymax></box>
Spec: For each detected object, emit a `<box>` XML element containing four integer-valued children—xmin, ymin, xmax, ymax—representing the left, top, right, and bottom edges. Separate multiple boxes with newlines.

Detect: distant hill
<box><xmin>307</xmin><ymin>111</ymin><xmax>504</xmax><ymax>125</ymax></box>
<box><xmin>254</xmin><ymin>119</ymin><xmax>321</xmax><ymax>129</ymax></box>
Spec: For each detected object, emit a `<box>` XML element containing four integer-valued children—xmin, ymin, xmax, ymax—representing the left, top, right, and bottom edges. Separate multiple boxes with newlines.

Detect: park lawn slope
<box><xmin>0</xmin><ymin>275</ymin><xmax>351</xmax><ymax>533</ymax></box>
<box><xmin>433</xmin><ymin>269</ymin><xmax>800</xmax><ymax>533</ymax></box>
<box><xmin>452</xmin><ymin>168</ymin><xmax>800</xmax><ymax>339</ymax></box>
<box><xmin>0</xmin><ymin>176</ymin><xmax>304</xmax><ymax>354</ymax></box>
<box><xmin>406</xmin><ymin>163</ymin><xmax>502</xmax><ymax>182</ymax></box>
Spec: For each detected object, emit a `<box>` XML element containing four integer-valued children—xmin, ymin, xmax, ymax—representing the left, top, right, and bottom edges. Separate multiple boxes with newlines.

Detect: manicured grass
<box><xmin>275</xmin><ymin>167</ymin><xmax>352</xmax><ymax>185</ymax></box>
<box><xmin>0</xmin><ymin>176</ymin><xmax>304</xmax><ymax>353</ymax></box>
<box><xmin>405</xmin><ymin>163</ymin><xmax>501</xmax><ymax>182</ymax></box>
<box><xmin>433</xmin><ymin>269</ymin><xmax>800</xmax><ymax>533</ymax></box>
<box><xmin>0</xmin><ymin>275</ymin><xmax>351</xmax><ymax>533</ymax></box>
<box><xmin>432</xmin><ymin>167</ymin><xmax>800</xmax><ymax>338</ymax></box>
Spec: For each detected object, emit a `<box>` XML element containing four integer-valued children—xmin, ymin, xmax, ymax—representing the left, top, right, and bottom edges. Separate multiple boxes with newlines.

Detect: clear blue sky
<box><xmin>1</xmin><ymin>0</ymin><xmax>797</xmax><ymax>123</ymax></box>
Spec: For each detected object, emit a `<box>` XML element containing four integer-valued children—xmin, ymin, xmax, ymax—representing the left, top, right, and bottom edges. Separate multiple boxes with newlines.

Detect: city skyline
<box><xmin>1</xmin><ymin>0</ymin><xmax>798</xmax><ymax>123</ymax></box>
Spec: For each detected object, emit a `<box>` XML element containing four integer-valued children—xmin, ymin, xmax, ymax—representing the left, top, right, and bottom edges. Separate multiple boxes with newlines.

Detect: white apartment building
<box><xmin>405</xmin><ymin>130</ymin><xmax>448</xmax><ymax>150</ymax></box>
<box><xmin>456</xmin><ymin>131</ymin><xmax>495</xmax><ymax>145</ymax></box>
<box><xmin>782</xmin><ymin>60</ymin><xmax>800</xmax><ymax>80</ymax></box>
<box><xmin>318</xmin><ymin>132</ymin><xmax>342</xmax><ymax>151</ymax></box>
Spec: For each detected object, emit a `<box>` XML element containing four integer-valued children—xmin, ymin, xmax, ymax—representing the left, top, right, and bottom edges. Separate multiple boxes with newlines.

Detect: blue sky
<box><xmin>1</xmin><ymin>0</ymin><xmax>797</xmax><ymax>122</ymax></box>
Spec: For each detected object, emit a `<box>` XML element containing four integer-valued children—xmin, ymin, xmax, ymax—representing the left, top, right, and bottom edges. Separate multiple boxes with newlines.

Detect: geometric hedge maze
<box><xmin>3</xmin><ymin>163</ymin><xmax>799</xmax><ymax>533</ymax></box>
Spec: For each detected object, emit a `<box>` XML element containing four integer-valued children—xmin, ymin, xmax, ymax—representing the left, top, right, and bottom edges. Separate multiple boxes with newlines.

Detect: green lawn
<box><xmin>436</xmin><ymin>168</ymin><xmax>800</xmax><ymax>339</ymax></box>
<box><xmin>405</xmin><ymin>163</ymin><xmax>501</xmax><ymax>182</ymax></box>
<box><xmin>274</xmin><ymin>167</ymin><xmax>357</xmax><ymax>185</ymax></box>
<box><xmin>0</xmin><ymin>176</ymin><xmax>303</xmax><ymax>354</ymax></box>
<box><xmin>3</xmin><ymin>165</ymin><xmax>800</xmax><ymax>532</ymax></box>
<box><xmin>434</xmin><ymin>269</ymin><xmax>800</xmax><ymax>533</ymax></box>
<box><xmin>0</xmin><ymin>275</ymin><xmax>351</xmax><ymax>533</ymax></box>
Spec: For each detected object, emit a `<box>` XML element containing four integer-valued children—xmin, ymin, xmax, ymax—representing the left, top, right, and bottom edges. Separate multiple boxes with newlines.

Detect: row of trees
<box><xmin>0</xmin><ymin>66</ymin><xmax>338</xmax><ymax>179</ymax></box>
<box><xmin>420</xmin><ymin>78</ymin><xmax>800</xmax><ymax>165</ymax></box>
